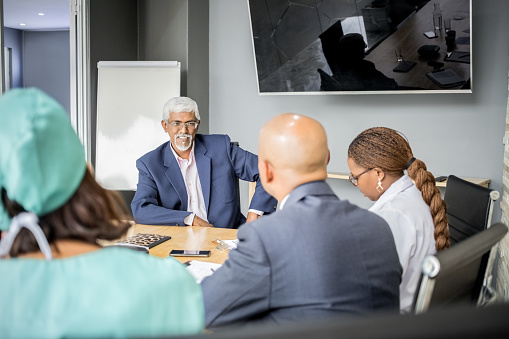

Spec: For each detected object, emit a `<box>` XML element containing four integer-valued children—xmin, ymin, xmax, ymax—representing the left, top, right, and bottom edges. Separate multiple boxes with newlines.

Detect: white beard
<box><xmin>174</xmin><ymin>133</ymin><xmax>193</xmax><ymax>151</ymax></box>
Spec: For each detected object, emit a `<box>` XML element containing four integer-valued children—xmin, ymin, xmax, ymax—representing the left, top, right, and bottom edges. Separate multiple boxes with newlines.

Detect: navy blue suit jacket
<box><xmin>201</xmin><ymin>181</ymin><xmax>402</xmax><ymax>327</ymax></box>
<box><xmin>131</xmin><ymin>134</ymin><xmax>277</xmax><ymax>228</ymax></box>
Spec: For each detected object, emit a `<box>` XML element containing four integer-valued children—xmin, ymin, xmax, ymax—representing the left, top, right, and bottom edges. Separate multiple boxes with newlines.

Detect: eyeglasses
<box><xmin>349</xmin><ymin>168</ymin><xmax>372</xmax><ymax>186</ymax></box>
<box><xmin>167</xmin><ymin>120</ymin><xmax>199</xmax><ymax>130</ymax></box>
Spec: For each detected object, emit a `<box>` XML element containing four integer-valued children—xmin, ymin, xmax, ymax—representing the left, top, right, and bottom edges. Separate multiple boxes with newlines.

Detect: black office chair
<box><xmin>118</xmin><ymin>190</ymin><xmax>136</xmax><ymax>220</ymax></box>
<box><xmin>318</xmin><ymin>20</ymin><xmax>344</xmax><ymax>75</ymax></box>
<box><xmin>444</xmin><ymin>175</ymin><xmax>500</xmax><ymax>246</ymax></box>
<box><xmin>317</xmin><ymin>68</ymin><xmax>342</xmax><ymax>91</ymax></box>
<box><xmin>412</xmin><ymin>222</ymin><xmax>508</xmax><ymax>314</ymax></box>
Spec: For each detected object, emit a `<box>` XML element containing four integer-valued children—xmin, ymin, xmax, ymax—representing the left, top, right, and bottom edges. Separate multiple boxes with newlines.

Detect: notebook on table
<box><xmin>426</xmin><ymin>68</ymin><xmax>466</xmax><ymax>88</ymax></box>
<box><xmin>444</xmin><ymin>51</ymin><xmax>470</xmax><ymax>64</ymax></box>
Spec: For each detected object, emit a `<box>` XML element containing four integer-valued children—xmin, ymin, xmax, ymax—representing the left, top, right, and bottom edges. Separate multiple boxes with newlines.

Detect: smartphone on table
<box><xmin>169</xmin><ymin>250</ymin><xmax>211</xmax><ymax>257</ymax></box>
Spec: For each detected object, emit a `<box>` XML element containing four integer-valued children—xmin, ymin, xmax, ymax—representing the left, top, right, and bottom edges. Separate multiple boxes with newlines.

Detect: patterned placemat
<box><xmin>115</xmin><ymin>233</ymin><xmax>171</xmax><ymax>249</ymax></box>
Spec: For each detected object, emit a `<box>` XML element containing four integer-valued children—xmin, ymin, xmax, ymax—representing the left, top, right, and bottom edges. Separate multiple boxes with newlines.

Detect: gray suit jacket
<box><xmin>201</xmin><ymin>180</ymin><xmax>402</xmax><ymax>327</ymax></box>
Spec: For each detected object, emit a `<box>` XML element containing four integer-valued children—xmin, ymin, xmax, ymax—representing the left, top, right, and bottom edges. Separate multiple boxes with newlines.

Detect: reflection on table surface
<box><xmin>364</xmin><ymin>0</ymin><xmax>471</xmax><ymax>90</ymax></box>
<box><xmin>132</xmin><ymin>224</ymin><xmax>238</xmax><ymax>264</ymax></box>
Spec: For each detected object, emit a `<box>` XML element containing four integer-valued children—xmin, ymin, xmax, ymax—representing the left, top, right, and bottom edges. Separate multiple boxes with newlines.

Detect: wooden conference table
<box><xmin>364</xmin><ymin>0</ymin><xmax>471</xmax><ymax>90</ymax></box>
<box><xmin>129</xmin><ymin>224</ymin><xmax>237</xmax><ymax>264</ymax></box>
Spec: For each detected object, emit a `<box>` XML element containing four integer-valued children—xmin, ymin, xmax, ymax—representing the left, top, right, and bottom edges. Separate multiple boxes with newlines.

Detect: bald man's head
<box><xmin>258</xmin><ymin>114</ymin><xmax>329</xmax><ymax>198</ymax></box>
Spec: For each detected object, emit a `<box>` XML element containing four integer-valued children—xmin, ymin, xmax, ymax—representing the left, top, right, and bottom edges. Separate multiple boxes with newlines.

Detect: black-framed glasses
<box><xmin>167</xmin><ymin>120</ymin><xmax>199</xmax><ymax>130</ymax></box>
<box><xmin>349</xmin><ymin>168</ymin><xmax>372</xmax><ymax>186</ymax></box>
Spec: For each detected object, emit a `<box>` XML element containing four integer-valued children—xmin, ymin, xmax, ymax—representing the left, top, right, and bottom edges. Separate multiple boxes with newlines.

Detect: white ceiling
<box><xmin>3</xmin><ymin>0</ymin><xmax>70</xmax><ymax>31</ymax></box>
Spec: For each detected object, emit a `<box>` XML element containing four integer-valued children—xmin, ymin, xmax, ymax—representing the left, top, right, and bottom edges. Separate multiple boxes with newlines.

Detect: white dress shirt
<box><xmin>171</xmin><ymin>144</ymin><xmax>263</xmax><ymax>226</ymax></box>
<box><xmin>279</xmin><ymin>194</ymin><xmax>290</xmax><ymax>210</ymax></box>
<box><xmin>369</xmin><ymin>174</ymin><xmax>436</xmax><ymax>313</ymax></box>
<box><xmin>171</xmin><ymin>145</ymin><xmax>208</xmax><ymax>225</ymax></box>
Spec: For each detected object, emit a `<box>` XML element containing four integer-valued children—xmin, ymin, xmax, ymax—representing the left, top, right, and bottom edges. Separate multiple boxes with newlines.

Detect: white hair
<box><xmin>162</xmin><ymin>97</ymin><xmax>200</xmax><ymax>122</ymax></box>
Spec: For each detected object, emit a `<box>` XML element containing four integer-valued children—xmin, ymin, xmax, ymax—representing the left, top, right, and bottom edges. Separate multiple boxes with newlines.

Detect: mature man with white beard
<box><xmin>131</xmin><ymin>97</ymin><xmax>277</xmax><ymax>228</ymax></box>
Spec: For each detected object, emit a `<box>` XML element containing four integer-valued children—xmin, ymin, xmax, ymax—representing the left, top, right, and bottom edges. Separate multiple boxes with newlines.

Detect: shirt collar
<box><xmin>279</xmin><ymin>194</ymin><xmax>290</xmax><ymax>210</ymax></box>
<box><xmin>171</xmin><ymin>143</ymin><xmax>195</xmax><ymax>166</ymax></box>
<box><xmin>369</xmin><ymin>174</ymin><xmax>413</xmax><ymax>212</ymax></box>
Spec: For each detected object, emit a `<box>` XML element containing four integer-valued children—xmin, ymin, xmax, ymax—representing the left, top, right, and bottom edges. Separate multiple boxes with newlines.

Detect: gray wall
<box><xmin>139</xmin><ymin>0</ymin><xmax>209</xmax><ymax>134</ymax></box>
<box><xmin>23</xmin><ymin>31</ymin><xmax>70</xmax><ymax>114</ymax></box>
<box><xmin>89</xmin><ymin>0</ymin><xmax>138</xmax><ymax>168</ymax></box>
<box><xmin>3</xmin><ymin>29</ymin><xmax>69</xmax><ymax>113</ymax></box>
<box><xmin>3</xmin><ymin>27</ymin><xmax>22</xmax><ymax>89</ymax></box>
<box><xmin>209</xmin><ymin>0</ymin><xmax>509</xmax><ymax>222</ymax></box>
<box><xmin>139</xmin><ymin>0</ymin><xmax>189</xmax><ymax>93</ymax></box>
<box><xmin>187</xmin><ymin>0</ymin><xmax>209</xmax><ymax>134</ymax></box>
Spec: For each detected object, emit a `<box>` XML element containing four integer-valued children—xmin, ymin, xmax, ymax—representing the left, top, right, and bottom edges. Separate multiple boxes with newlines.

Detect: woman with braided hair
<box><xmin>347</xmin><ymin>127</ymin><xmax>450</xmax><ymax>313</ymax></box>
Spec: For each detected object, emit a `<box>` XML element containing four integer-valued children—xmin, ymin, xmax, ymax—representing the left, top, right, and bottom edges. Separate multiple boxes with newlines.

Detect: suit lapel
<box><xmin>194</xmin><ymin>137</ymin><xmax>211</xmax><ymax>213</ymax></box>
<box><xmin>163</xmin><ymin>142</ymin><xmax>188</xmax><ymax>210</ymax></box>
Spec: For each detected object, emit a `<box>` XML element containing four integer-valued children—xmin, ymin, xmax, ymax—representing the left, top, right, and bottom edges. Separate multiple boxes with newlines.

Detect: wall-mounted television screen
<box><xmin>247</xmin><ymin>0</ymin><xmax>472</xmax><ymax>94</ymax></box>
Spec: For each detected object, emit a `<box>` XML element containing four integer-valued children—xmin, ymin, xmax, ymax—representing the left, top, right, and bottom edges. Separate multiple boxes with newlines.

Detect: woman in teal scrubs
<box><xmin>0</xmin><ymin>88</ymin><xmax>204</xmax><ymax>338</ymax></box>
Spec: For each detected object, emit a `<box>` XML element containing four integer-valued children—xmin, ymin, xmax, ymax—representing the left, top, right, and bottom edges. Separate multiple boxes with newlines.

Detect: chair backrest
<box><xmin>114</xmin><ymin>190</ymin><xmax>135</xmax><ymax>220</ymax></box>
<box><xmin>248</xmin><ymin>181</ymin><xmax>256</xmax><ymax>206</ymax></box>
<box><xmin>317</xmin><ymin>68</ymin><xmax>342</xmax><ymax>91</ymax></box>
<box><xmin>318</xmin><ymin>20</ymin><xmax>344</xmax><ymax>75</ymax></box>
<box><xmin>444</xmin><ymin>175</ymin><xmax>500</xmax><ymax>246</ymax></box>
<box><xmin>174</xmin><ymin>302</ymin><xmax>509</xmax><ymax>339</ymax></box>
<box><xmin>231</xmin><ymin>142</ymin><xmax>256</xmax><ymax>210</ymax></box>
<box><xmin>412</xmin><ymin>222</ymin><xmax>508</xmax><ymax>314</ymax></box>
<box><xmin>232</xmin><ymin>142</ymin><xmax>242</xmax><ymax>209</ymax></box>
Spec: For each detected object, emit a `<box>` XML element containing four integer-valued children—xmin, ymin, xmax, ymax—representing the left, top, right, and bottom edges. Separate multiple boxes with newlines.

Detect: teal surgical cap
<box><xmin>0</xmin><ymin>88</ymin><xmax>87</xmax><ymax>231</ymax></box>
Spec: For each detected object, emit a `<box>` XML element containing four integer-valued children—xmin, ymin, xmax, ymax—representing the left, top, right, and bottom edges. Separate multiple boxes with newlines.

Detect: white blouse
<box><xmin>369</xmin><ymin>175</ymin><xmax>436</xmax><ymax>313</ymax></box>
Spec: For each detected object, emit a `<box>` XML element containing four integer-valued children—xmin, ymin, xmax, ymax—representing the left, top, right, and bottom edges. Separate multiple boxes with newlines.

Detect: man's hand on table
<box><xmin>246</xmin><ymin>211</ymin><xmax>261</xmax><ymax>223</ymax></box>
<box><xmin>193</xmin><ymin>215</ymin><xmax>214</xmax><ymax>227</ymax></box>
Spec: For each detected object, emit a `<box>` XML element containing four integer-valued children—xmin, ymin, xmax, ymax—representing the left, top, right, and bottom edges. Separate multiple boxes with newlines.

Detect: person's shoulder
<box><xmin>360</xmin><ymin>59</ymin><xmax>376</xmax><ymax>68</ymax></box>
<box><xmin>385</xmin><ymin>183</ymin><xmax>428</xmax><ymax>213</ymax></box>
<box><xmin>237</xmin><ymin>211</ymin><xmax>285</xmax><ymax>238</ymax></box>
<box><xmin>343</xmin><ymin>200</ymin><xmax>389</xmax><ymax>226</ymax></box>
<box><xmin>196</xmin><ymin>134</ymin><xmax>238</xmax><ymax>155</ymax></box>
<box><xmin>196</xmin><ymin>134</ymin><xmax>230</xmax><ymax>144</ymax></box>
<box><xmin>405</xmin><ymin>182</ymin><xmax>426</xmax><ymax>199</ymax></box>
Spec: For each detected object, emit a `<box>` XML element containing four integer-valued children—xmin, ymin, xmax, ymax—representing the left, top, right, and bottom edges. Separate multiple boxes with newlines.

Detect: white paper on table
<box><xmin>221</xmin><ymin>239</ymin><xmax>238</xmax><ymax>250</ymax></box>
<box><xmin>185</xmin><ymin>260</ymin><xmax>222</xmax><ymax>284</ymax></box>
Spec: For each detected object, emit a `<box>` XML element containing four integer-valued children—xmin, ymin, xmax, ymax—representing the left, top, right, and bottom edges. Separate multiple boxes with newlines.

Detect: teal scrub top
<box><xmin>0</xmin><ymin>247</ymin><xmax>204</xmax><ymax>338</ymax></box>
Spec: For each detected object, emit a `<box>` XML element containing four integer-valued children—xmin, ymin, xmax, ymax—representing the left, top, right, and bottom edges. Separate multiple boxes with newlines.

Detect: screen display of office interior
<box><xmin>248</xmin><ymin>0</ymin><xmax>471</xmax><ymax>94</ymax></box>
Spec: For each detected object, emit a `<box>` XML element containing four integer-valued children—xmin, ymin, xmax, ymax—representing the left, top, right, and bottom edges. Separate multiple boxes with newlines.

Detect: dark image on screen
<box><xmin>247</xmin><ymin>0</ymin><xmax>471</xmax><ymax>94</ymax></box>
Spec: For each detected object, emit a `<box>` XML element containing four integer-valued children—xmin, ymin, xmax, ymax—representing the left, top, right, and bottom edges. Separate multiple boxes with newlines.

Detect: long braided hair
<box><xmin>348</xmin><ymin>127</ymin><xmax>450</xmax><ymax>251</ymax></box>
